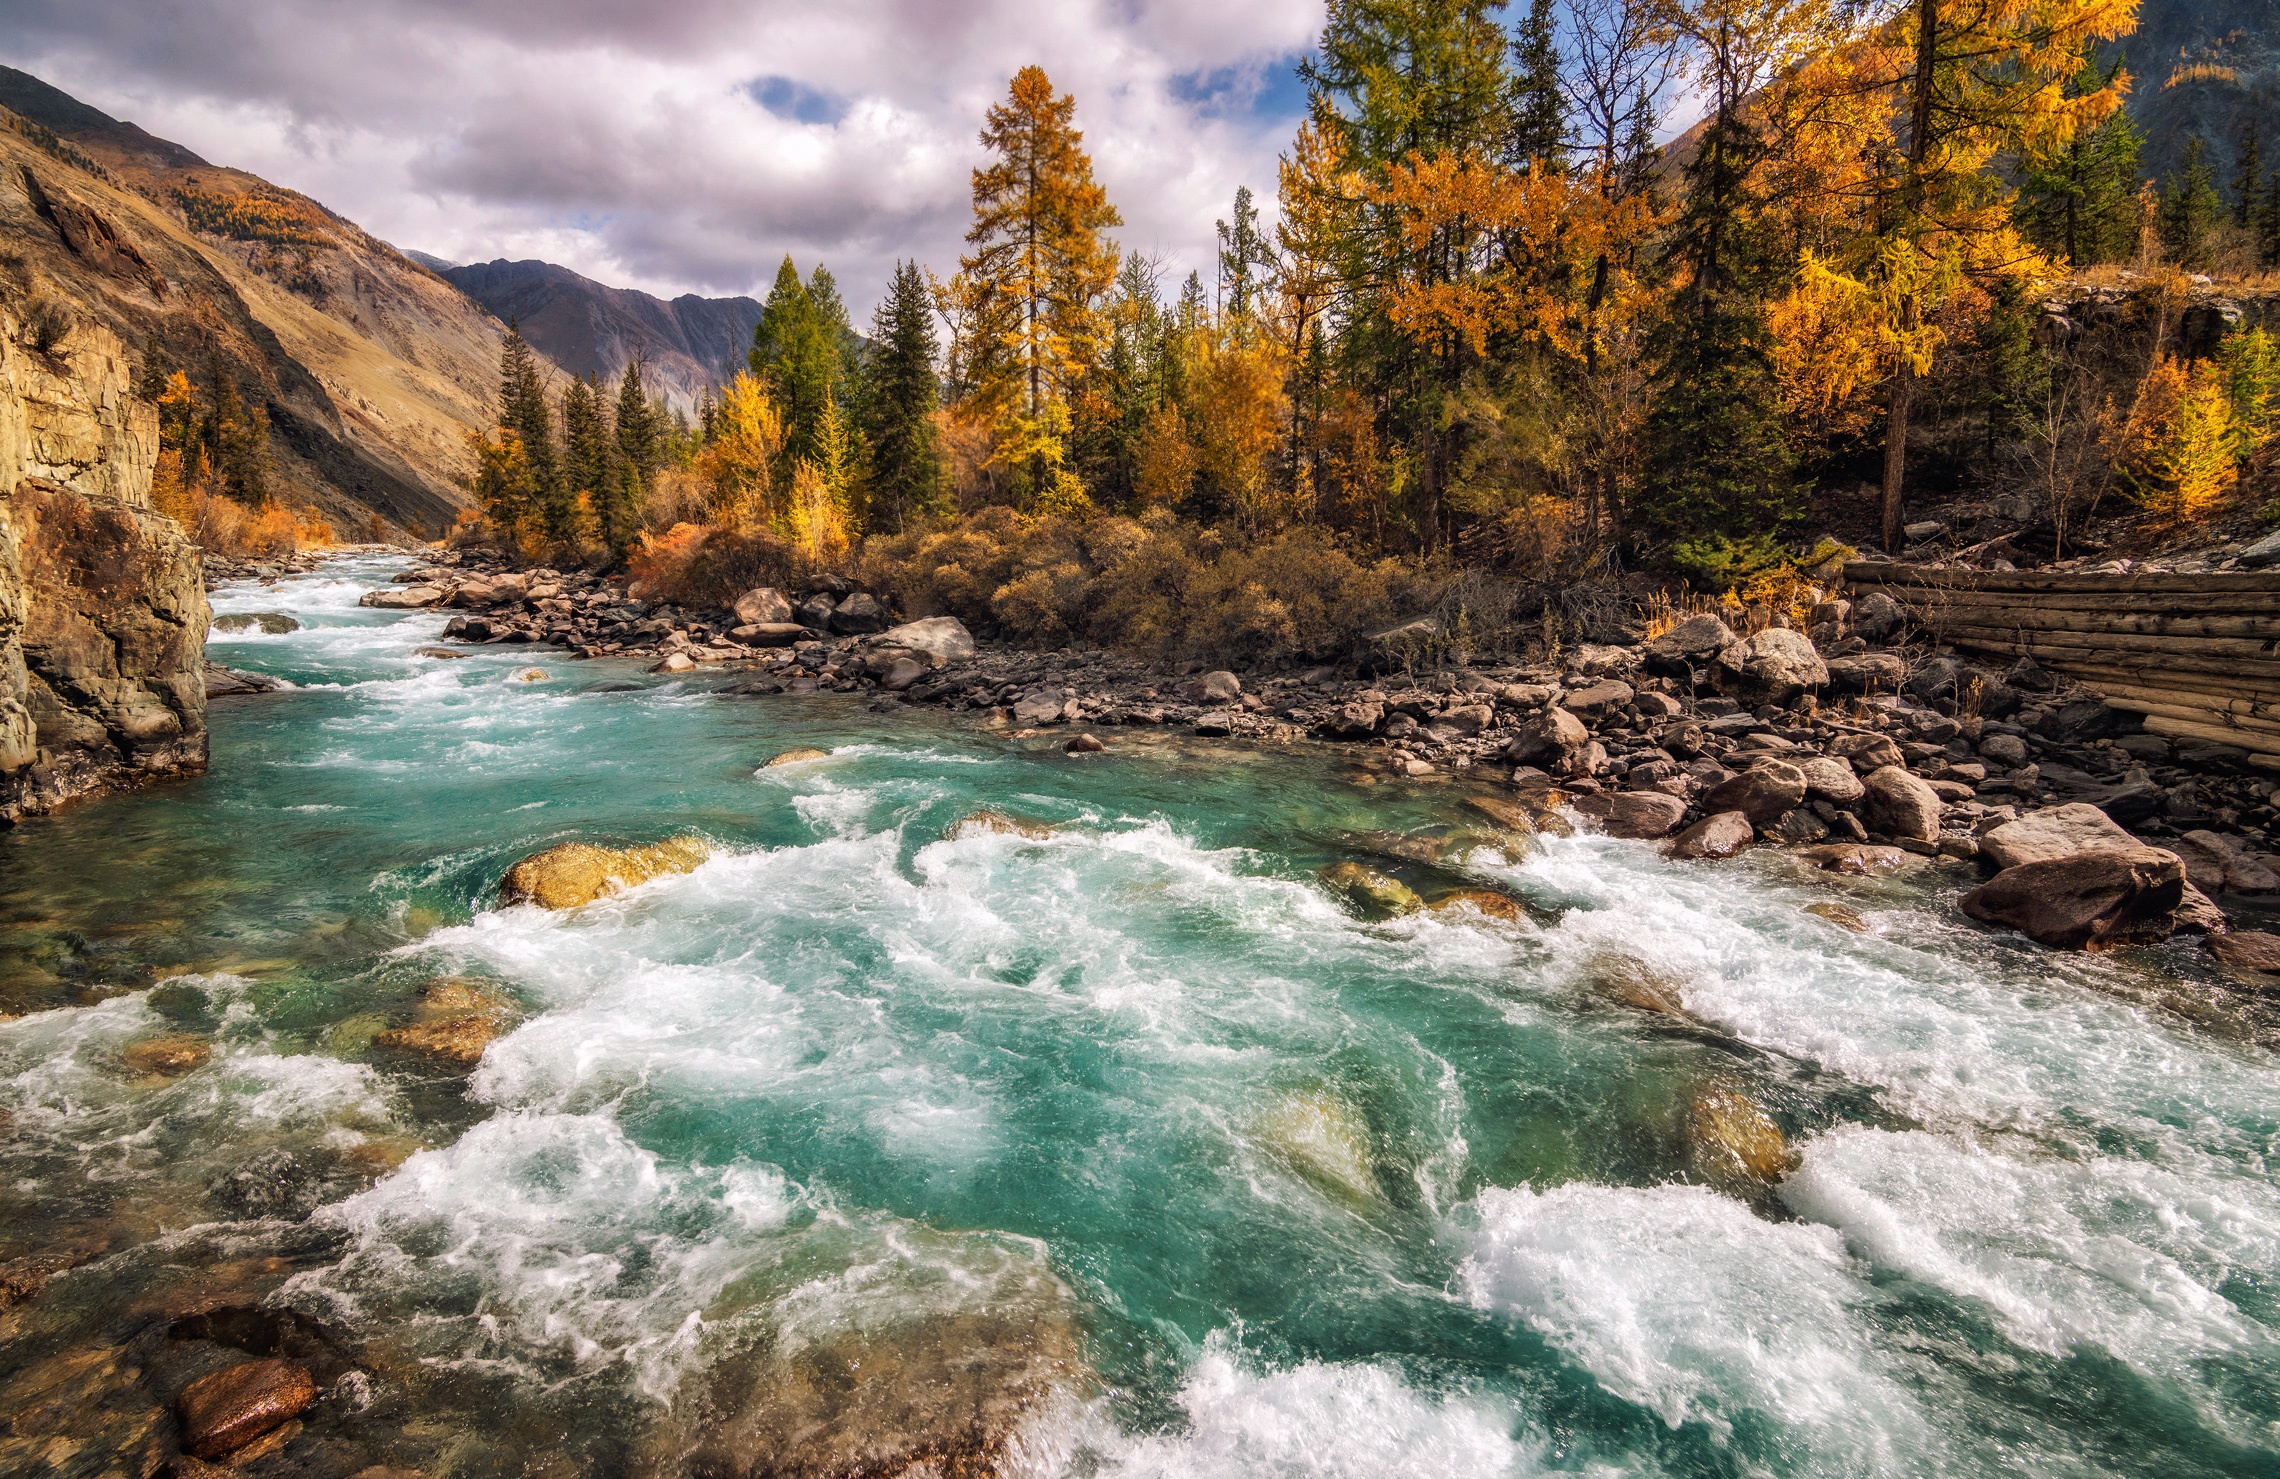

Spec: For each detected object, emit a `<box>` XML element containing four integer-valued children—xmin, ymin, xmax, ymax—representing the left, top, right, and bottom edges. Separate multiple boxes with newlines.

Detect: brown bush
<box><xmin>860</xmin><ymin>508</ymin><xmax>1437</xmax><ymax>667</ymax></box>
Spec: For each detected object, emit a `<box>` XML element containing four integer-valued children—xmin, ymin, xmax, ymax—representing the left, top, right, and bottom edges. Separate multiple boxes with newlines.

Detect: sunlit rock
<box><xmin>1319</xmin><ymin>861</ymin><xmax>1423</xmax><ymax>919</ymax></box>
<box><xmin>943</xmin><ymin>807</ymin><xmax>1057</xmax><ymax>842</ymax></box>
<box><xmin>175</xmin><ymin>1357</ymin><xmax>316</xmax><ymax>1460</ymax></box>
<box><xmin>121</xmin><ymin>1033</ymin><xmax>209</xmax><ymax>1076</ymax></box>
<box><xmin>1686</xmin><ymin>1084</ymin><xmax>1796</xmax><ymax>1196</ymax></box>
<box><xmin>1804</xmin><ymin>901</ymin><xmax>1868</xmax><ymax>932</ymax></box>
<box><xmin>498</xmin><ymin>836</ymin><xmax>713</xmax><ymax>910</ymax></box>
<box><xmin>763</xmin><ymin>747</ymin><xmax>831</xmax><ymax>767</ymax></box>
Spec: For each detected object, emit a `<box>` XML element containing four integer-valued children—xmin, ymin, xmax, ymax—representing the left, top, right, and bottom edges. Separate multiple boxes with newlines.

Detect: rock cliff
<box><xmin>1</xmin><ymin>307</ymin><xmax>206</xmax><ymax>822</ymax></box>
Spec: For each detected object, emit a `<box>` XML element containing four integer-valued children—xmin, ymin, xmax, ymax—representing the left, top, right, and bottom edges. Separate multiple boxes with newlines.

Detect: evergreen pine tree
<box><xmin>861</xmin><ymin>259</ymin><xmax>946</xmax><ymax>532</ymax></box>
<box><xmin>2161</xmin><ymin>136</ymin><xmax>2226</xmax><ymax>268</ymax></box>
<box><xmin>750</xmin><ymin>257</ymin><xmax>853</xmax><ymax>466</ymax></box>
<box><xmin>497</xmin><ymin>324</ymin><xmax>561</xmax><ymax>532</ymax></box>
<box><xmin>2234</xmin><ymin>119</ymin><xmax>2263</xmax><ymax>229</ymax></box>
<box><xmin>1979</xmin><ymin>277</ymin><xmax>2049</xmax><ymax>454</ymax></box>
<box><xmin>561</xmin><ymin>374</ymin><xmax>615</xmax><ymax>544</ymax></box>
<box><xmin>1639</xmin><ymin>107</ymin><xmax>1793</xmax><ymax>556</ymax></box>
<box><xmin>2016</xmin><ymin>54</ymin><xmax>2144</xmax><ymax>268</ymax></box>
<box><xmin>1215</xmin><ymin>186</ymin><xmax>1273</xmax><ymax>321</ymax></box>
<box><xmin>1509</xmin><ymin>0</ymin><xmax>1565</xmax><ymax>170</ymax></box>
<box><xmin>2262</xmin><ymin>167</ymin><xmax>2280</xmax><ymax>268</ymax></box>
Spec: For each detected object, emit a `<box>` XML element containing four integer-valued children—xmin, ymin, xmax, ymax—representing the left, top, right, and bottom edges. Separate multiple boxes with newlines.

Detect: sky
<box><xmin>1</xmin><ymin>0</ymin><xmax>1328</xmax><ymax>315</ymax></box>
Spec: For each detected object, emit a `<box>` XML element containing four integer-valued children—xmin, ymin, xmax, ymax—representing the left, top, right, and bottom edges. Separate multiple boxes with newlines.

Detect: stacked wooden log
<box><xmin>1844</xmin><ymin>561</ymin><xmax>2280</xmax><ymax>759</ymax></box>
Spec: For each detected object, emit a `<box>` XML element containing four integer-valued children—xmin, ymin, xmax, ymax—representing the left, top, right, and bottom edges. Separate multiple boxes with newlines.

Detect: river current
<box><xmin>2</xmin><ymin>553</ymin><xmax>2276</xmax><ymax>1477</ymax></box>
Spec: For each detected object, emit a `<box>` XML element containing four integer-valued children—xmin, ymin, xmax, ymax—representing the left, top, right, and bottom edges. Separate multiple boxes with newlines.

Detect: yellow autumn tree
<box><xmin>961</xmin><ymin>65</ymin><xmax>1122</xmax><ymax>508</ymax></box>
<box><xmin>1835</xmin><ymin>0</ymin><xmax>2139</xmax><ymax>547</ymax></box>
<box><xmin>700</xmin><ymin>372</ymin><xmax>785</xmax><ymax>531</ymax></box>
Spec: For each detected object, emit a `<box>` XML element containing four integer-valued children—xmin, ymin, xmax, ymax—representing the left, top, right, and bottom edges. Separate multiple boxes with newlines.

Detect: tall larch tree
<box><xmin>962</xmin><ymin>64</ymin><xmax>1123</xmax><ymax>509</ymax></box>
<box><xmin>1865</xmin><ymin>0</ymin><xmax>2137</xmax><ymax>550</ymax></box>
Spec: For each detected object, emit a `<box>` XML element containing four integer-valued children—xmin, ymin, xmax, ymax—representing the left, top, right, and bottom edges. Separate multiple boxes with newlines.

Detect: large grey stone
<box><xmin>1572</xmin><ymin>789</ymin><xmax>1689</xmax><ymax>838</ymax></box>
<box><xmin>732</xmin><ymin>586</ymin><xmax>793</xmax><ymax>626</ymax></box>
<box><xmin>876</xmin><ymin>615</ymin><xmax>975</xmax><ymax>665</ymax></box>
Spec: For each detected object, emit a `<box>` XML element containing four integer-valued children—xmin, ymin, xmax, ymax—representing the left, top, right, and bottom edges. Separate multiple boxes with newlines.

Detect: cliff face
<box><xmin>0</xmin><ymin>308</ymin><xmax>207</xmax><ymax>823</ymax></box>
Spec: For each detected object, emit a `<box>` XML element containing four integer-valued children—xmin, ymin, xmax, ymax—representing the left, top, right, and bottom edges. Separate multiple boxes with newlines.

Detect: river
<box><xmin>1</xmin><ymin>552</ymin><xmax>2275</xmax><ymax>1477</ymax></box>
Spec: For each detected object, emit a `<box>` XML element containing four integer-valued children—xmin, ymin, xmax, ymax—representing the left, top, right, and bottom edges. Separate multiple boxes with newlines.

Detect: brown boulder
<box><xmin>1977</xmin><ymin>803</ymin><xmax>2135</xmax><ymax>869</ymax></box>
<box><xmin>1829</xmin><ymin>732</ymin><xmax>1905</xmax><ymax>772</ymax></box>
<box><xmin>1796</xmin><ymin>755</ymin><xmax>1863</xmax><ymax>805</ymax></box>
<box><xmin>1562</xmin><ymin>679</ymin><xmax>1633</xmax><ymax>719</ymax></box>
<box><xmin>943</xmin><ymin>808</ymin><xmax>1057</xmax><ymax>841</ymax></box>
<box><xmin>1687</xmin><ymin>1085</ymin><xmax>1797</xmax><ymax>1195</ymax></box>
<box><xmin>1666</xmin><ymin>811</ymin><xmax>1755</xmax><ymax>859</ymax></box>
<box><xmin>1960</xmin><ymin>848</ymin><xmax>2187</xmax><ymax>949</ymax></box>
<box><xmin>1504</xmin><ymin>707</ymin><xmax>1587</xmax><ymax>765</ymax></box>
<box><xmin>1862</xmin><ymin>765</ymin><xmax>1943</xmax><ymax>843</ymax></box>
<box><xmin>731</xmin><ymin>586</ymin><xmax>793</xmax><ymax>626</ymax></box>
<box><xmin>122</xmin><ymin>1034</ymin><xmax>210</xmax><ymax>1076</ymax></box>
<box><xmin>1699</xmin><ymin>760</ymin><xmax>1807</xmax><ymax>825</ymax></box>
<box><xmin>176</xmin><ymin>1358</ymin><xmax>316</xmax><ymax>1460</ymax></box>
<box><xmin>2205</xmin><ymin>930</ymin><xmax>2280</xmax><ymax>975</ymax></box>
<box><xmin>1064</xmin><ymin>733</ymin><xmax>1106</xmax><ymax>753</ymax></box>
<box><xmin>498</xmin><ymin>836</ymin><xmax>713</xmax><ymax>910</ymax></box>
<box><xmin>1320</xmin><ymin>861</ymin><xmax>1423</xmax><ymax>918</ymax></box>
<box><xmin>1804</xmin><ymin>901</ymin><xmax>1869</xmax><ymax>932</ymax></box>
<box><xmin>1428</xmin><ymin>888</ymin><xmax>1528</xmax><ymax>922</ymax></box>
<box><xmin>764</xmin><ymin>748</ymin><xmax>831</xmax><ymax>767</ymax></box>
<box><xmin>1571</xmin><ymin>789</ymin><xmax>1689</xmax><ymax>839</ymax></box>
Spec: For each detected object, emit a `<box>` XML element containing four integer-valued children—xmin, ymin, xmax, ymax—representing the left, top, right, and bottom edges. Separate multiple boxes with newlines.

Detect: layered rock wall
<box><xmin>0</xmin><ymin>308</ymin><xmax>207</xmax><ymax>822</ymax></box>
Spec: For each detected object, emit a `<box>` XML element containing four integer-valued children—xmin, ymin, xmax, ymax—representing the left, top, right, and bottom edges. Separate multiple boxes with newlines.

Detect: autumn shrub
<box><xmin>156</xmin><ymin>480</ymin><xmax>334</xmax><ymax>556</ymax></box>
<box><xmin>626</xmin><ymin>523</ymin><xmax>710</xmax><ymax>600</ymax></box>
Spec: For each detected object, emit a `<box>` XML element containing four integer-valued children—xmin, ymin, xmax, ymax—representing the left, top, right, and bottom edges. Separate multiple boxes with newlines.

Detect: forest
<box><xmin>421</xmin><ymin>0</ymin><xmax>2280</xmax><ymax>662</ymax></box>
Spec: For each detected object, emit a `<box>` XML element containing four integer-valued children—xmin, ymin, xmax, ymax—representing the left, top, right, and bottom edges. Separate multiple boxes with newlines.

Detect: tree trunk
<box><xmin>1883</xmin><ymin>0</ymin><xmax>1938</xmax><ymax>552</ymax></box>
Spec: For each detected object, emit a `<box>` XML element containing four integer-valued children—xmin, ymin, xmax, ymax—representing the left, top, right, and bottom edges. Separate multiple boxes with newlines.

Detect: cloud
<box><xmin>0</xmin><ymin>0</ymin><xmax>1324</xmax><ymax>315</ymax></box>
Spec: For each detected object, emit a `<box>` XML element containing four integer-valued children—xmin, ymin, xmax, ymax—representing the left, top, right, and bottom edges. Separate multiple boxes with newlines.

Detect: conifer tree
<box><xmin>561</xmin><ymin>374</ymin><xmax>615</xmax><ymax>546</ymax></box>
<box><xmin>962</xmin><ymin>64</ymin><xmax>1123</xmax><ymax>504</ymax></box>
<box><xmin>2234</xmin><ymin>120</ymin><xmax>2263</xmax><ymax>229</ymax></box>
<box><xmin>2016</xmin><ymin>53</ymin><xmax>2144</xmax><ymax>268</ymax></box>
<box><xmin>1509</xmin><ymin>0</ymin><xmax>1566</xmax><ymax>169</ymax></box>
<box><xmin>862</xmin><ymin>259</ymin><xmax>946</xmax><ymax>532</ymax></box>
<box><xmin>2162</xmin><ymin>137</ymin><xmax>2226</xmax><ymax>269</ymax></box>
<box><xmin>1215</xmin><ymin>186</ymin><xmax>1273</xmax><ymax>321</ymax></box>
<box><xmin>750</xmin><ymin>257</ymin><xmax>854</xmax><ymax>466</ymax></box>
<box><xmin>496</xmin><ymin>324</ymin><xmax>560</xmax><ymax>532</ymax></box>
<box><xmin>2261</xmin><ymin>167</ymin><xmax>2280</xmax><ymax>268</ymax></box>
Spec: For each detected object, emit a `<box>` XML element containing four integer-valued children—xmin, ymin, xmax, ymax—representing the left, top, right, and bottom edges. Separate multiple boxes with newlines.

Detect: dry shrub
<box><xmin>644</xmin><ymin>466</ymin><xmax>714</xmax><ymax>535</ymax></box>
<box><xmin>626</xmin><ymin>522</ymin><xmax>709</xmax><ymax>600</ymax></box>
<box><xmin>669</xmin><ymin>526</ymin><xmax>805</xmax><ymax>608</ymax></box>
<box><xmin>155</xmin><ymin>475</ymin><xmax>333</xmax><ymax>557</ymax></box>
<box><xmin>863</xmin><ymin>508</ymin><xmax>1430</xmax><ymax>667</ymax></box>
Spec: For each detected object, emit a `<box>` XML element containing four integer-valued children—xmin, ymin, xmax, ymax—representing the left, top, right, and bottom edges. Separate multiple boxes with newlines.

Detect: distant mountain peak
<box><xmin>400</xmin><ymin>247</ymin><xmax>458</xmax><ymax>272</ymax></box>
<box><xmin>438</xmin><ymin>257</ymin><xmax>760</xmax><ymax>411</ymax></box>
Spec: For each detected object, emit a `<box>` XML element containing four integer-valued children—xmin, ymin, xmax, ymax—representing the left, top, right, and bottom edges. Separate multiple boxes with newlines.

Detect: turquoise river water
<box><xmin>2</xmin><ymin>553</ymin><xmax>2278</xmax><ymax>1477</ymax></box>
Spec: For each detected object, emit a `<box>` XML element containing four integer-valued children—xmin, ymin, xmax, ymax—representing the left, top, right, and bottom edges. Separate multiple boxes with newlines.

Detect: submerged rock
<box><xmin>943</xmin><ymin>808</ymin><xmax>1057</xmax><ymax>842</ymax></box>
<box><xmin>1319</xmin><ymin>861</ymin><xmax>1423</xmax><ymax>918</ymax></box>
<box><xmin>763</xmin><ymin>747</ymin><xmax>831</xmax><ymax>767</ymax></box>
<box><xmin>1255</xmin><ymin>1090</ymin><xmax>1379</xmax><ymax>1204</ymax></box>
<box><xmin>175</xmin><ymin>1357</ymin><xmax>316</xmax><ymax>1460</ymax></box>
<box><xmin>122</xmin><ymin>1034</ymin><xmax>210</xmax><ymax>1076</ymax></box>
<box><xmin>1795</xmin><ymin>843</ymin><xmax>1908</xmax><ymax>876</ymax></box>
<box><xmin>498</xmin><ymin>836</ymin><xmax>713</xmax><ymax>910</ymax></box>
<box><xmin>1804</xmin><ymin>901</ymin><xmax>1869</xmax><ymax>932</ymax></box>
<box><xmin>670</xmin><ymin>1291</ymin><xmax>1088</xmax><ymax>1479</ymax></box>
<box><xmin>2205</xmin><ymin>931</ymin><xmax>2280</xmax><ymax>979</ymax></box>
<box><xmin>1687</xmin><ymin>1085</ymin><xmax>1796</xmax><ymax>1195</ymax></box>
<box><xmin>1588</xmin><ymin>951</ymin><xmax>1691</xmax><ymax>1016</ymax></box>
<box><xmin>1064</xmin><ymin>732</ymin><xmax>1105</xmax><ymax>754</ymax></box>
<box><xmin>1426</xmin><ymin>888</ymin><xmax>1527</xmax><ymax>922</ymax></box>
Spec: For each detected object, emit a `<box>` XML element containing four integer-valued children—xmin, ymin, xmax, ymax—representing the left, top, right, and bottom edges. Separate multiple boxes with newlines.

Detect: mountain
<box><xmin>2117</xmin><ymin>0</ymin><xmax>2277</xmax><ymax>194</ymax></box>
<box><xmin>437</xmin><ymin>258</ymin><xmax>759</xmax><ymax>413</ymax></box>
<box><xmin>0</xmin><ymin>64</ymin><xmax>507</xmax><ymax>536</ymax></box>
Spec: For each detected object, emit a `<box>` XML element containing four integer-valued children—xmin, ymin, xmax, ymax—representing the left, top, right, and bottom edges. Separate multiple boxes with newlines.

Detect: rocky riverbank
<box><xmin>344</xmin><ymin>551</ymin><xmax>2280</xmax><ymax>975</ymax></box>
<box><xmin>1</xmin><ymin>311</ymin><xmax>208</xmax><ymax>825</ymax></box>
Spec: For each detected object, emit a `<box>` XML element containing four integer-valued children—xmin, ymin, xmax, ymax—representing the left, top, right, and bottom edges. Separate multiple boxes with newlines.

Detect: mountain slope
<box><xmin>2118</xmin><ymin>0</ymin><xmax>2277</xmax><ymax>192</ymax></box>
<box><xmin>439</xmin><ymin>258</ymin><xmax>758</xmax><ymax>412</ymax></box>
<box><xmin>0</xmin><ymin>65</ymin><xmax>509</xmax><ymax>536</ymax></box>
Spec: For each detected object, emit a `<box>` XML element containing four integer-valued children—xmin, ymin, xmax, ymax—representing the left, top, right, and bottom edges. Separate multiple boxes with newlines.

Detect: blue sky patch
<box><xmin>745</xmin><ymin>75</ymin><xmax>848</xmax><ymax>127</ymax></box>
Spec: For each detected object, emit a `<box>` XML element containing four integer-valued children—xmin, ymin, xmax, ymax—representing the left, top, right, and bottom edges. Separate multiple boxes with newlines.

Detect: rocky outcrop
<box><xmin>1</xmin><ymin>310</ymin><xmax>206</xmax><ymax>822</ymax></box>
<box><xmin>497</xmin><ymin>836</ymin><xmax>713</xmax><ymax>909</ymax></box>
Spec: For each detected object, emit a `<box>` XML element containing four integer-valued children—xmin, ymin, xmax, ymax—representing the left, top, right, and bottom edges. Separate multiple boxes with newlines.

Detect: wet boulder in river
<box><xmin>1572</xmin><ymin>789</ymin><xmax>1689</xmax><ymax>839</ymax></box>
<box><xmin>176</xmin><ymin>1358</ymin><xmax>316</xmax><ymax>1460</ymax></box>
<box><xmin>1962</xmin><ymin>847</ymin><xmax>2187</xmax><ymax>949</ymax></box>
<box><xmin>211</xmin><ymin>612</ymin><xmax>298</xmax><ymax>634</ymax></box>
<box><xmin>764</xmin><ymin>748</ymin><xmax>831</xmax><ymax>767</ymax></box>
<box><xmin>1687</xmin><ymin>1085</ymin><xmax>1797</xmax><ymax>1197</ymax></box>
<box><xmin>1320</xmin><ymin>861</ymin><xmax>1423</xmax><ymax>918</ymax></box>
<box><xmin>499</xmin><ymin>836</ymin><xmax>714</xmax><ymax>910</ymax></box>
<box><xmin>1666</xmin><ymin>811</ymin><xmax>1754</xmax><ymax>859</ymax></box>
